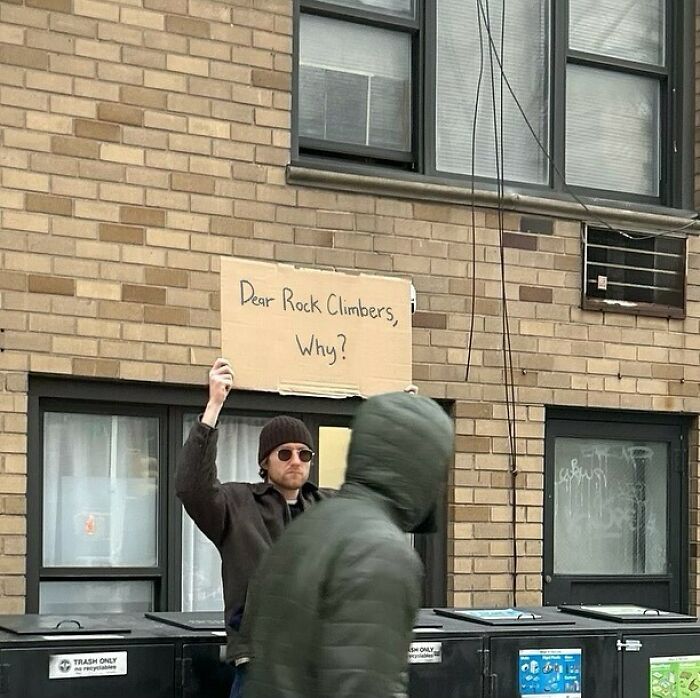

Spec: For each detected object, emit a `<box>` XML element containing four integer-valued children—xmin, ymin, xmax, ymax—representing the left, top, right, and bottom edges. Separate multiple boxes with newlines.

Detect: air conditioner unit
<box><xmin>582</xmin><ymin>225</ymin><xmax>686</xmax><ymax>317</ymax></box>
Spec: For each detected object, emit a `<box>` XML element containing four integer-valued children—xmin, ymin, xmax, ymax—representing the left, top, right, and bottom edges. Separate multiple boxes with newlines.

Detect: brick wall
<box><xmin>0</xmin><ymin>0</ymin><xmax>698</xmax><ymax>611</ymax></box>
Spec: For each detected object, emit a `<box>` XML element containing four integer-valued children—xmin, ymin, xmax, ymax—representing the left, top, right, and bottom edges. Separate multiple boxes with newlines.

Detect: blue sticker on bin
<box><xmin>468</xmin><ymin>609</ymin><xmax>541</xmax><ymax>620</ymax></box>
<box><xmin>519</xmin><ymin>648</ymin><xmax>582</xmax><ymax>698</ymax></box>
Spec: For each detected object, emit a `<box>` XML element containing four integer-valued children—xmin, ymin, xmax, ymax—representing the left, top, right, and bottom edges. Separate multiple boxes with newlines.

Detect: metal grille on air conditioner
<box><xmin>583</xmin><ymin>225</ymin><xmax>686</xmax><ymax>317</ymax></box>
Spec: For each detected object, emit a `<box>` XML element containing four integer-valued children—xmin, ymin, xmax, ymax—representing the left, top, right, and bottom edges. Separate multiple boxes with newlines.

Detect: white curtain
<box><xmin>569</xmin><ymin>0</ymin><xmax>664</xmax><ymax>65</ymax></box>
<box><xmin>180</xmin><ymin>415</ymin><xmax>266</xmax><ymax>612</ymax></box>
<box><xmin>43</xmin><ymin>412</ymin><xmax>159</xmax><ymax>568</ymax></box>
<box><xmin>436</xmin><ymin>0</ymin><xmax>550</xmax><ymax>184</ymax></box>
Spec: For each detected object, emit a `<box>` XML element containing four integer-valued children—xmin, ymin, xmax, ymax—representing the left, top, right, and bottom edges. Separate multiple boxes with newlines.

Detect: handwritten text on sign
<box><xmin>240</xmin><ymin>280</ymin><xmax>399</xmax><ymax>366</ymax></box>
<box><xmin>220</xmin><ymin>258</ymin><xmax>412</xmax><ymax>397</ymax></box>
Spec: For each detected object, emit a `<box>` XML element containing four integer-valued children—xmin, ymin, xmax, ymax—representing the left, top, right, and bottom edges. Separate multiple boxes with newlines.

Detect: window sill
<box><xmin>582</xmin><ymin>298</ymin><xmax>685</xmax><ymax>320</ymax></box>
<box><xmin>287</xmin><ymin>164</ymin><xmax>700</xmax><ymax>234</ymax></box>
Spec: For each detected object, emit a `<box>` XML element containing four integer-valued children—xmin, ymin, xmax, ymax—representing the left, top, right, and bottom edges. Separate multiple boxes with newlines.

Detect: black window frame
<box><xmin>291</xmin><ymin>0</ymin><xmax>694</xmax><ymax>211</ymax></box>
<box><xmin>543</xmin><ymin>407</ymin><xmax>689</xmax><ymax>613</ymax></box>
<box><xmin>28</xmin><ymin>375</ymin><xmax>450</xmax><ymax>612</ymax></box>
<box><xmin>294</xmin><ymin>0</ymin><xmax>423</xmax><ymax>170</ymax></box>
<box><xmin>558</xmin><ymin>0</ymin><xmax>672</xmax><ymax>206</ymax></box>
<box><xmin>28</xmin><ymin>396</ymin><xmax>169</xmax><ymax>614</ymax></box>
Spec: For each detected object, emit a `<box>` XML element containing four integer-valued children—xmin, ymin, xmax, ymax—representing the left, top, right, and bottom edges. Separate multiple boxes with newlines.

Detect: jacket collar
<box><xmin>250</xmin><ymin>480</ymin><xmax>319</xmax><ymax>499</ymax></box>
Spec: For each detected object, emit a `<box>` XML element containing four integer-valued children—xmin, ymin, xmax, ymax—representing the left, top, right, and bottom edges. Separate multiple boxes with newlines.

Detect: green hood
<box><xmin>341</xmin><ymin>391</ymin><xmax>454</xmax><ymax>531</ymax></box>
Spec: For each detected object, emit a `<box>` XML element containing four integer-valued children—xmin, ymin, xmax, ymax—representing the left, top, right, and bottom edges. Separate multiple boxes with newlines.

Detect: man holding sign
<box><xmin>175</xmin><ymin>358</ymin><xmax>331</xmax><ymax>697</ymax></box>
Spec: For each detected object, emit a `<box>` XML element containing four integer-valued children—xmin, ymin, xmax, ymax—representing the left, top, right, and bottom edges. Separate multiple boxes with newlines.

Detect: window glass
<box><xmin>40</xmin><ymin>580</ymin><xmax>153</xmax><ymax>614</ymax></box>
<box><xmin>436</xmin><ymin>0</ymin><xmax>550</xmax><ymax>184</ymax></box>
<box><xmin>553</xmin><ymin>438</ymin><xmax>668</xmax><ymax>574</ymax></box>
<box><xmin>181</xmin><ymin>414</ymin><xmax>267</xmax><ymax>612</ymax></box>
<box><xmin>566</xmin><ymin>65</ymin><xmax>660</xmax><ymax>195</ymax></box>
<box><xmin>318</xmin><ymin>426</ymin><xmax>351</xmax><ymax>489</ymax></box>
<box><xmin>42</xmin><ymin>413</ymin><xmax>159</xmax><ymax>568</ymax></box>
<box><xmin>330</xmin><ymin>0</ymin><xmax>413</xmax><ymax>17</ymax></box>
<box><xmin>299</xmin><ymin>14</ymin><xmax>412</xmax><ymax>152</ymax></box>
<box><xmin>569</xmin><ymin>0</ymin><xmax>665</xmax><ymax>66</ymax></box>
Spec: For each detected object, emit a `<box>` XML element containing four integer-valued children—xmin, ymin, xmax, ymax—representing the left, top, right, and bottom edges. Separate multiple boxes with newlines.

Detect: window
<box><xmin>435</xmin><ymin>0</ymin><xmax>550</xmax><ymax>185</ymax></box>
<box><xmin>37</xmin><ymin>405</ymin><xmax>165</xmax><ymax>614</ymax></box>
<box><xmin>181</xmin><ymin>413</ymin><xmax>267</xmax><ymax>612</ymax></box>
<box><xmin>295</xmin><ymin>0</ymin><xmax>691</xmax><ymax>207</ymax></box>
<box><xmin>29</xmin><ymin>378</ymin><xmax>450</xmax><ymax>612</ymax></box>
<box><xmin>565</xmin><ymin>0</ymin><xmax>665</xmax><ymax>197</ymax></box>
<box><xmin>544</xmin><ymin>409</ymin><xmax>687</xmax><ymax>611</ymax></box>
<box><xmin>296</xmin><ymin>1</ymin><xmax>418</xmax><ymax>164</ymax></box>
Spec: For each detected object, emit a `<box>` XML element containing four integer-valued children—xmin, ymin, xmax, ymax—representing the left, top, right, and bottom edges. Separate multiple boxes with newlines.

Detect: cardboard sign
<box><xmin>220</xmin><ymin>258</ymin><xmax>412</xmax><ymax>397</ymax></box>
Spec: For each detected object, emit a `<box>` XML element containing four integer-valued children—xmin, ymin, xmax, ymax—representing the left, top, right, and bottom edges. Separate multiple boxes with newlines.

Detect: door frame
<box><xmin>543</xmin><ymin>407</ymin><xmax>689</xmax><ymax>612</ymax></box>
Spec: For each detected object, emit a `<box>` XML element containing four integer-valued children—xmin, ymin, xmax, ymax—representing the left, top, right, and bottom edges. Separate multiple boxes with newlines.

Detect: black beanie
<box><xmin>257</xmin><ymin>416</ymin><xmax>313</xmax><ymax>464</ymax></box>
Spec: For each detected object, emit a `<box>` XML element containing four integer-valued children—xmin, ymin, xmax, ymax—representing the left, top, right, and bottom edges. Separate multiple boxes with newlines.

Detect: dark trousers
<box><xmin>229</xmin><ymin>664</ymin><xmax>246</xmax><ymax>698</ymax></box>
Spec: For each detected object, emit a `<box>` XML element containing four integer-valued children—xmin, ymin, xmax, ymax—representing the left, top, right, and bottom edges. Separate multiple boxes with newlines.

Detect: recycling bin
<box><xmin>434</xmin><ymin>606</ymin><xmax>620</xmax><ymax>698</ymax></box>
<box><xmin>0</xmin><ymin>614</ymin><xmax>178</xmax><ymax>698</ymax></box>
<box><xmin>557</xmin><ymin>603</ymin><xmax>700</xmax><ymax>698</ymax></box>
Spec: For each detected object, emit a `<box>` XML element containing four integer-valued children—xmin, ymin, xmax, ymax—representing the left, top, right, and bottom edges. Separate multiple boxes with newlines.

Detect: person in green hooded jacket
<box><xmin>243</xmin><ymin>390</ymin><xmax>454</xmax><ymax>698</ymax></box>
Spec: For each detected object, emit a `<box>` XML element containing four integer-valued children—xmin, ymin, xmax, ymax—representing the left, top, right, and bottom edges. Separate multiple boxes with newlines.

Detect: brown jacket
<box><xmin>175</xmin><ymin>419</ymin><xmax>330</xmax><ymax>662</ymax></box>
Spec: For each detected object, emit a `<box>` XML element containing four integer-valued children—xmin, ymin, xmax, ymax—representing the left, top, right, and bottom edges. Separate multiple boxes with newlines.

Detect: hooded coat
<box><xmin>243</xmin><ymin>391</ymin><xmax>454</xmax><ymax>698</ymax></box>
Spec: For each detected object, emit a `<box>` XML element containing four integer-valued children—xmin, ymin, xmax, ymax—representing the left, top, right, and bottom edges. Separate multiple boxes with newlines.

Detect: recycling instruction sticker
<box><xmin>650</xmin><ymin>655</ymin><xmax>700</xmax><ymax>697</ymax></box>
<box><xmin>519</xmin><ymin>648</ymin><xmax>582</xmax><ymax>698</ymax></box>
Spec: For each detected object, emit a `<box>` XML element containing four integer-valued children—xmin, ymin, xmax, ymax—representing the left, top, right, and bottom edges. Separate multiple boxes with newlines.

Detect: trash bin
<box><xmin>557</xmin><ymin>603</ymin><xmax>700</xmax><ymax>698</ymax></box>
<box><xmin>148</xmin><ymin>609</ymin><xmax>487</xmax><ymax>698</ymax></box>
<box><xmin>408</xmin><ymin>610</ymin><xmax>484</xmax><ymax>698</ymax></box>
<box><xmin>145</xmin><ymin>611</ymin><xmax>231</xmax><ymax>698</ymax></box>
<box><xmin>0</xmin><ymin>614</ymin><xmax>177</xmax><ymax>698</ymax></box>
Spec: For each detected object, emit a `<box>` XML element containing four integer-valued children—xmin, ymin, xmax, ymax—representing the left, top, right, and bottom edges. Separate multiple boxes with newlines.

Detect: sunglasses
<box><xmin>276</xmin><ymin>447</ymin><xmax>314</xmax><ymax>463</ymax></box>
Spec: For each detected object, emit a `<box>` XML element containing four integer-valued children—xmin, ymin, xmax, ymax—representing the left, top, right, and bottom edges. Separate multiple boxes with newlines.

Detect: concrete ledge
<box><xmin>287</xmin><ymin>165</ymin><xmax>700</xmax><ymax>235</ymax></box>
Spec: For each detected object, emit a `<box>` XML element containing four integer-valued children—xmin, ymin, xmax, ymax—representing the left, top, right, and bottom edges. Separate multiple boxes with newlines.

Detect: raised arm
<box><xmin>318</xmin><ymin>539</ymin><xmax>422</xmax><ymax>698</ymax></box>
<box><xmin>175</xmin><ymin>358</ymin><xmax>233</xmax><ymax>547</ymax></box>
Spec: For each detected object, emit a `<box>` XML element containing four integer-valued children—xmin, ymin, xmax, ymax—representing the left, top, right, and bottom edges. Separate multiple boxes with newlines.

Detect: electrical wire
<box><xmin>465</xmin><ymin>0</ymin><xmax>486</xmax><ymax>384</ymax></box>
<box><xmin>465</xmin><ymin>0</ymin><xmax>695</xmax><ymax>607</ymax></box>
<box><xmin>479</xmin><ymin>0</ymin><xmax>520</xmax><ymax>606</ymax></box>
<box><xmin>468</xmin><ymin>7</ymin><xmax>698</xmax><ymax>240</ymax></box>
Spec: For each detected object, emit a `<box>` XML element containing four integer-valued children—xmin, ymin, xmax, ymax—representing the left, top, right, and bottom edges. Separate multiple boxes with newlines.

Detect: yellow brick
<box><xmin>100</xmin><ymin>143</ymin><xmax>145</xmax><ymax>165</ymax></box>
<box><xmin>26</xmin><ymin>112</ymin><xmax>73</xmax><ymax>134</ymax></box>
<box><xmin>167</xmin><ymin>54</ymin><xmax>209</xmax><ymax>77</ymax></box>
<box><xmin>3</xmin><ymin>211</ymin><xmax>49</xmax><ymax>233</ymax></box>
<box><xmin>75</xmin><ymin>38</ymin><xmax>121</xmax><ymax>62</ymax></box>
<box><xmin>145</xmin><ymin>228</ymin><xmax>190</xmax><ymax>249</ymax></box>
<box><xmin>144</xmin><ymin>69</ymin><xmax>187</xmax><ymax>92</ymax></box>
<box><xmin>29</xmin><ymin>352</ymin><xmax>72</xmax><ymax>374</ymax></box>
<box><xmin>74</xmin><ymin>0</ymin><xmax>119</xmax><ymax>20</ymax></box>
<box><xmin>188</xmin><ymin>116</ymin><xmax>230</xmax><ymax>139</ymax></box>
<box><xmin>74</xmin><ymin>200</ymin><xmax>120</xmax><ymax>222</ymax></box>
<box><xmin>99</xmin><ymin>340</ymin><xmax>144</xmax><ymax>361</ymax></box>
<box><xmin>3</xmin><ymin>169</ymin><xmax>49</xmax><ymax>192</ymax></box>
<box><xmin>121</xmin><ymin>323</ymin><xmax>166</xmax><ymax>343</ymax></box>
<box><xmin>53</xmin><ymin>335</ymin><xmax>99</xmax><ymax>356</ymax></box>
<box><xmin>76</xmin><ymin>279</ymin><xmax>121</xmax><ymax>300</ymax></box>
<box><xmin>76</xmin><ymin>317</ymin><xmax>121</xmax><ymax>339</ymax></box>
<box><xmin>120</xmin><ymin>6</ymin><xmax>165</xmax><ymax>29</ymax></box>
<box><xmin>120</xmin><ymin>361</ymin><xmax>163</xmax><ymax>382</ymax></box>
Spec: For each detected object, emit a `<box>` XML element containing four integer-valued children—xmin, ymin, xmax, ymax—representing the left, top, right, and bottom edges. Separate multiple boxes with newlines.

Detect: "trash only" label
<box><xmin>49</xmin><ymin>651</ymin><xmax>127</xmax><ymax>679</ymax></box>
<box><xmin>408</xmin><ymin>642</ymin><xmax>442</xmax><ymax>664</ymax></box>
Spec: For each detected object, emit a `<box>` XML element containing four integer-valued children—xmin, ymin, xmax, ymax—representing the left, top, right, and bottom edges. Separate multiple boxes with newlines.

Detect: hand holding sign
<box><xmin>210</xmin><ymin>358</ymin><xmax>234</xmax><ymax>405</ymax></box>
<box><xmin>202</xmin><ymin>358</ymin><xmax>233</xmax><ymax>427</ymax></box>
